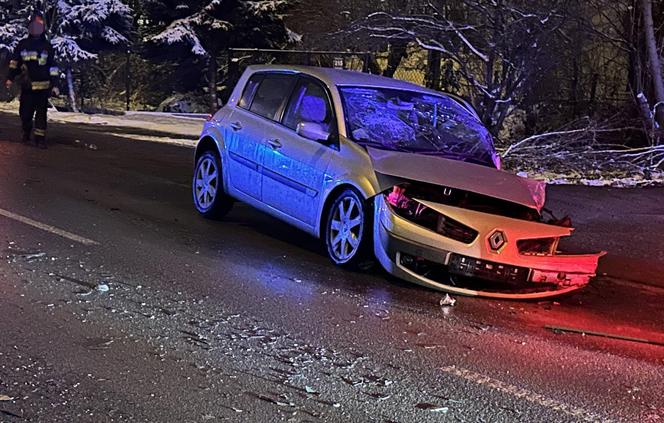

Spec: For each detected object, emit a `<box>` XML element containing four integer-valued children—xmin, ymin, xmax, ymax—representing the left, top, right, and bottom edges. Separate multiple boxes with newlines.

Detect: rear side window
<box><xmin>238</xmin><ymin>74</ymin><xmax>263</xmax><ymax>109</ymax></box>
<box><xmin>249</xmin><ymin>74</ymin><xmax>296</xmax><ymax>120</ymax></box>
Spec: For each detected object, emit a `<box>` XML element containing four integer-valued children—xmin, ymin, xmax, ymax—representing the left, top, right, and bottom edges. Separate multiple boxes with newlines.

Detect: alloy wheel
<box><xmin>195</xmin><ymin>156</ymin><xmax>218</xmax><ymax>210</ymax></box>
<box><xmin>328</xmin><ymin>195</ymin><xmax>364</xmax><ymax>262</ymax></box>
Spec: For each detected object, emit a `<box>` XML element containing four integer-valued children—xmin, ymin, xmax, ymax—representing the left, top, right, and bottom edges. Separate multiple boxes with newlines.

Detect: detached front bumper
<box><xmin>373</xmin><ymin>196</ymin><xmax>605</xmax><ymax>299</ymax></box>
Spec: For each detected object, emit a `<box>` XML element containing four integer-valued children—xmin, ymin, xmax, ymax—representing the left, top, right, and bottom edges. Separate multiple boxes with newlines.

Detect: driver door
<box><xmin>261</xmin><ymin>77</ymin><xmax>336</xmax><ymax>227</ymax></box>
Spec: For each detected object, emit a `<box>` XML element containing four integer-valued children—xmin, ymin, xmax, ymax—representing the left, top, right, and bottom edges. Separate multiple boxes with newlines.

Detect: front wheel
<box><xmin>324</xmin><ymin>188</ymin><xmax>373</xmax><ymax>268</ymax></box>
<box><xmin>193</xmin><ymin>150</ymin><xmax>233</xmax><ymax>219</ymax></box>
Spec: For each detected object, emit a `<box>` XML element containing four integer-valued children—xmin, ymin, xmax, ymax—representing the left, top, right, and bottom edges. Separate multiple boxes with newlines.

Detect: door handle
<box><xmin>267</xmin><ymin>138</ymin><xmax>283</xmax><ymax>150</ymax></box>
<box><xmin>230</xmin><ymin>121</ymin><xmax>242</xmax><ymax>131</ymax></box>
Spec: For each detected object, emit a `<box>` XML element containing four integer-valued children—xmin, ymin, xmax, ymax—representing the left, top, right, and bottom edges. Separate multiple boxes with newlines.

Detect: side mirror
<box><xmin>296</xmin><ymin>121</ymin><xmax>330</xmax><ymax>142</ymax></box>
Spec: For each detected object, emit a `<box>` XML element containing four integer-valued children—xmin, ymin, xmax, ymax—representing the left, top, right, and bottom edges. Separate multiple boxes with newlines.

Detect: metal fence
<box><xmin>222</xmin><ymin>48</ymin><xmax>372</xmax><ymax>102</ymax></box>
<box><xmin>219</xmin><ymin>47</ymin><xmax>437</xmax><ymax>104</ymax></box>
<box><xmin>225</xmin><ymin>47</ymin><xmax>430</xmax><ymax>84</ymax></box>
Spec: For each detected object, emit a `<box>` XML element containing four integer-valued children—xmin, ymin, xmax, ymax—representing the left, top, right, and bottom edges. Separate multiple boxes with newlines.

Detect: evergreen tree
<box><xmin>46</xmin><ymin>0</ymin><xmax>133</xmax><ymax>111</ymax></box>
<box><xmin>146</xmin><ymin>0</ymin><xmax>295</xmax><ymax>111</ymax></box>
<box><xmin>1</xmin><ymin>0</ymin><xmax>133</xmax><ymax>110</ymax></box>
<box><xmin>0</xmin><ymin>0</ymin><xmax>32</xmax><ymax>53</ymax></box>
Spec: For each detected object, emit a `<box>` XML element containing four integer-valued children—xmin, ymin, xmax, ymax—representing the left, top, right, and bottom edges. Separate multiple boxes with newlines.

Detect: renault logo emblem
<box><xmin>489</xmin><ymin>230</ymin><xmax>507</xmax><ymax>252</ymax></box>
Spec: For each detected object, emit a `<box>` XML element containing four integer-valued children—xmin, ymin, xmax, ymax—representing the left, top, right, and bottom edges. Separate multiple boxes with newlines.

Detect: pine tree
<box><xmin>46</xmin><ymin>0</ymin><xmax>133</xmax><ymax>111</ymax></box>
<box><xmin>1</xmin><ymin>1</ymin><xmax>133</xmax><ymax>110</ymax></box>
<box><xmin>147</xmin><ymin>0</ymin><xmax>295</xmax><ymax>111</ymax></box>
<box><xmin>0</xmin><ymin>1</ymin><xmax>31</xmax><ymax>55</ymax></box>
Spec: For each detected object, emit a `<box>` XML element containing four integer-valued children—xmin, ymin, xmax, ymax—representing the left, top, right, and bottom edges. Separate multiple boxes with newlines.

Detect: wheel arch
<box><xmin>317</xmin><ymin>182</ymin><xmax>374</xmax><ymax>239</ymax></box>
<box><xmin>194</xmin><ymin>136</ymin><xmax>221</xmax><ymax>163</ymax></box>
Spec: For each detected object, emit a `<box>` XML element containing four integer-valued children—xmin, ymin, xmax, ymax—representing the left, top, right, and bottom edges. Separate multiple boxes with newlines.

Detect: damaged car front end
<box><xmin>338</xmin><ymin>86</ymin><xmax>605</xmax><ymax>299</ymax></box>
<box><xmin>368</xmin><ymin>150</ymin><xmax>605</xmax><ymax>299</ymax></box>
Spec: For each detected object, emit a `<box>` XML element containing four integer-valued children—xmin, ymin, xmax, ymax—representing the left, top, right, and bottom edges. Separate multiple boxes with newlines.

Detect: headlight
<box><xmin>517</xmin><ymin>238</ymin><xmax>559</xmax><ymax>256</ymax></box>
<box><xmin>385</xmin><ymin>185</ymin><xmax>478</xmax><ymax>244</ymax></box>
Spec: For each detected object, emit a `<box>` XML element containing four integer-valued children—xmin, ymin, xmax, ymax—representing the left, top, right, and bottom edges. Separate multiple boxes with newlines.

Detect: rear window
<box><xmin>249</xmin><ymin>74</ymin><xmax>296</xmax><ymax>121</ymax></box>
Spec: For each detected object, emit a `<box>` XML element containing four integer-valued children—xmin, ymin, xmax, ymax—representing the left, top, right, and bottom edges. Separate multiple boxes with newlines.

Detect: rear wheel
<box><xmin>324</xmin><ymin>188</ymin><xmax>373</xmax><ymax>268</ymax></box>
<box><xmin>193</xmin><ymin>150</ymin><xmax>233</xmax><ymax>219</ymax></box>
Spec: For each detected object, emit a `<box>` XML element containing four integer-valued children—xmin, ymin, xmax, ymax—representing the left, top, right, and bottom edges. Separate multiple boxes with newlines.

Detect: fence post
<box><xmin>363</xmin><ymin>53</ymin><xmax>370</xmax><ymax>73</ymax></box>
<box><xmin>125</xmin><ymin>48</ymin><xmax>131</xmax><ymax>111</ymax></box>
<box><xmin>426</xmin><ymin>49</ymin><xmax>441</xmax><ymax>90</ymax></box>
<box><xmin>227</xmin><ymin>49</ymin><xmax>237</xmax><ymax>81</ymax></box>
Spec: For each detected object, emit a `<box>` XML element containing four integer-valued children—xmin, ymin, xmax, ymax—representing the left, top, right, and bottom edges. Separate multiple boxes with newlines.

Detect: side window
<box><xmin>238</xmin><ymin>74</ymin><xmax>263</xmax><ymax>109</ymax></box>
<box><xmin>282</xmin><ymin>79</ymin><xmax>333</xmax><ymax>133</ymax></box>
<box><xmin>249</xmin><ymin>74</ymin><xmax>296</xmax><ymax>120</ymax></box>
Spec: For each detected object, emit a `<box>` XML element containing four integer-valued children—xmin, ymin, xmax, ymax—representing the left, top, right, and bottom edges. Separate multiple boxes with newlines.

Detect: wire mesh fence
<box><xmin>222</xmin><ymin>48</ymin><xmax>372</xmax><ymax>101</ymax></box>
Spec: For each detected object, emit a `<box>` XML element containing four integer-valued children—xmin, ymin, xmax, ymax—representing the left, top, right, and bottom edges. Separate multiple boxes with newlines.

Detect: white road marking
<box><xmin>440</xmin><ymin>365</ymin><xmax>610</xmax><ymax>422</ymax></box>
<box><xmin>0</xmin><ymin>208</ymin><xmax>99</xmax><ymax>246</ymax></box>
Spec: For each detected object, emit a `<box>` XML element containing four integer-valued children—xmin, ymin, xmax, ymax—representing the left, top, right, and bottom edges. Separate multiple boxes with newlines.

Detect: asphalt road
<box><xmin>0</xmin><ymin>112</ymin><xmax>663</xmax><ymax>422</ymax></box>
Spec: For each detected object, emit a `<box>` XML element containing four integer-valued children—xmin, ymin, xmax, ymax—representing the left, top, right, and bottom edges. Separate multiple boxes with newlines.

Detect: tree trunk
<box><xmin>426</xmin><ymin>50</ymin><xmax>441</xmax><ymax>90</ymax></box>
<box><xmin>207</xmin><ymin>56</ymin><xmax>218</xmax><ymax>113</ymax></box>
<box><xmin>641</xmin><ymin>0</ymin><xmax>664</xmax><ymax>129</ymax></box>
<box><xmin>382</xmin><ymin>43</ymin><xmax>407</xmax><ymax>78</ymax></box>
<box><xmin>66</xmin><ymin>67</ymin><xmax>79</xmax><ymax>113</ymax></box>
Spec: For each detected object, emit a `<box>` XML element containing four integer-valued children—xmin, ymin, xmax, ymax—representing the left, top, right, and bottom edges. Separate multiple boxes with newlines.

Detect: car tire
<box><xmin>193</xmin><ymin>150</ymin><xmax>233</xmax><ymax>219</ymax></box>
<box><xmin>324</xmin><ymin>188</ymin><xmax>373</xmax><ymax>268</ymax></box>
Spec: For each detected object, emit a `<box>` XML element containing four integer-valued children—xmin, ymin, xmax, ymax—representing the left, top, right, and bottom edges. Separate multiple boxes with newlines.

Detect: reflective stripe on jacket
<box><xmin>7</xmin><ymin>36</ymin><xmax>59</xmax><ymax>92</ymax></box>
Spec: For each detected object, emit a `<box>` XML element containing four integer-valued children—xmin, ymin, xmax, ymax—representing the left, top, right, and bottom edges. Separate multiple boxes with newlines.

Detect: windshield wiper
<box><xmin>356</xmin><ymin>140</ymin><xmax>412</xmax><ymax>153</ymax></box>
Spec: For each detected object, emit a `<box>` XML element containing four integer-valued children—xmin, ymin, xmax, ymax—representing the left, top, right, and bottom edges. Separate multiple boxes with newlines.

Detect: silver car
<box><xmin>193</xmin><ymin>65</ymin><xmax>604</xmax><ymax>299</ymax></box>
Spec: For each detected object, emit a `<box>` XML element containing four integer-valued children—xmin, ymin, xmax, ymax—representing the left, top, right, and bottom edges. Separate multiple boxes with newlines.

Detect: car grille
<box><xmin>447</xmin><ymin>254</ymin><xmax>529</xmax><ymax>285</ymax></box>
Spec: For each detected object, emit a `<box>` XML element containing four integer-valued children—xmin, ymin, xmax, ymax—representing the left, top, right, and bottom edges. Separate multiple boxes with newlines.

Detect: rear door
<box><xmin>226</xmin><ymin>73</ymin><xmax>295</xmax><ymax>200</ymax></box>
<box><xmin>261</xmin><ymin>76</ymin><xmax>337</xmax><ymax>226</ymax></box>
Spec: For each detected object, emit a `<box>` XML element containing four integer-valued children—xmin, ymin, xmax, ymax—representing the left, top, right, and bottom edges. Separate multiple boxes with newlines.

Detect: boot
<box><xmin>34</xmin><ymin>129</ymin><xmax>47</xmax><ymax>149</ymax></box>
<box><xmin>35</xmin><ymin>136</ymin><xmax>47</xmax><ymax>149</ymax></box>
<box><xmin>21</xmin><ymin>130</ymin><xmax>31</xmax><ymax>144</ymax></box>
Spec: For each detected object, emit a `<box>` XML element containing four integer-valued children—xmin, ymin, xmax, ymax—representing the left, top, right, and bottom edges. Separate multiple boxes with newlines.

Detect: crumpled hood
<box><xmin>367</xmin><ymin>147</ymin><xmax>546</xmax><ymax>211</ymax></box>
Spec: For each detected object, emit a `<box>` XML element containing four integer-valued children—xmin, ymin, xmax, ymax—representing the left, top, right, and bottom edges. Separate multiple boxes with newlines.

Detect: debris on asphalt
<box><xmin>304</xmin><ymin>386</ymin><xmax>319</xmax><ymax>395</ymax></box>
<box><xmin>0</xmin><ymin>394</ymin><xmax>13</xmax><ymax>401</ymax></box>
<box><xmin>96</xmin><ymin>283</ymin><xmax>110</xmax><ymax>293</ymax></box>
<box><xmin>255</xmin><ymin>393</ymin><xmax>295</xmax><ymax>407</ymax></box>
<box><xmin>23</xmin><ymin>252</ymin><xmax>46</xmax><ymax>261</ymax></box>
<box><xmin>85</xmin><ymin>338</ymin><xmax>114</xmax><ymax>351</ymax></box>
<box><xmin>545</xmin><ymin>325</ymin><xmax>664</xmax><ymax>347</ymax></box>
<box><xmin>439</xmin><ymin>294</ymin><xmax>457</xmax><ymax>307</ymax></box>
<box><xmin>365</xmin><ymin>392</ymin><xmax>391</xmax><ymax>401</ymax></box>
<box><xmin>415</xmin><ymin>403</ymin><xmax>449</xmax><ymax>413</ymax></box>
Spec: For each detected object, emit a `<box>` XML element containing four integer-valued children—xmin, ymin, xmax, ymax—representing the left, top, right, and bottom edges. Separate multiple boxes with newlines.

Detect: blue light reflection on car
<box><xmin>339</xmin><ymin>87</ymin><xmax>498</xmax><ymax>168</ymax></box>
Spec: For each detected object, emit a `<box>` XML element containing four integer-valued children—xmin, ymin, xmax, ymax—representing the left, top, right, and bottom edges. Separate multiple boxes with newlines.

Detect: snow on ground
<box><xmin>513</xmin><ymin>170</ymin><xmax>664</xmax><ymax>188</ymax></box>
<box><xmin>0</xmin><ymin>101</ymin><xmax>203</xmax><ymax>138</ymax></box>
<box><xmin>108</xmin><ymin>132</ymin><xmax>197</xmax><ymax>148</ymax></box>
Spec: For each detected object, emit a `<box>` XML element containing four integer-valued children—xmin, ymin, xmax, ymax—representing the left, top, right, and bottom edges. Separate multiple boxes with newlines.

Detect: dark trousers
<box><xmin>19</xmin><ymin>89</ymin><xmax>49</xmax><ymax>143</ymax></box>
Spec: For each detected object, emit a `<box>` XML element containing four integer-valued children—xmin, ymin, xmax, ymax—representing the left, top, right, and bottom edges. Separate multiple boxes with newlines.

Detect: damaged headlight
<box><xmin>385</xmin><ymin>185</ymin><xmax>478</xmax><ymax>244</ymax></box>
<box><xmin>517</xmin><ymin>238</ymin><xmax>559</xmax><ymax>256</ymax></box>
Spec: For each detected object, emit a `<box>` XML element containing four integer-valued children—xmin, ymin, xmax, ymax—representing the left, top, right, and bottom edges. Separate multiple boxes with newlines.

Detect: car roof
<box><xmin>246</xmin><ymin>64</ymin><xmax>440</xmax><ymax>94</ymax></box>
<box><xmin>244</xmin><ymin>65</ymin><xmax>479</xmax><ymax>119</ymax></box>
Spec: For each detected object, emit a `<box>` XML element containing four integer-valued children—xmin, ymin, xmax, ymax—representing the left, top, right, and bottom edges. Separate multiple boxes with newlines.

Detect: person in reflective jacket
<box><xmin>4</xmin><ymin>12</ymin><xmax>60</xmax><ymax>149</ymax></box>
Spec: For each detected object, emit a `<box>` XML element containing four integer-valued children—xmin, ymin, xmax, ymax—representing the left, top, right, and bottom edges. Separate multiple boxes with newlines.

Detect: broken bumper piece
<box><xmin>373</xmin><ymin>197</ymin><xmax>605</xmax><ymax>299</ymax></box>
